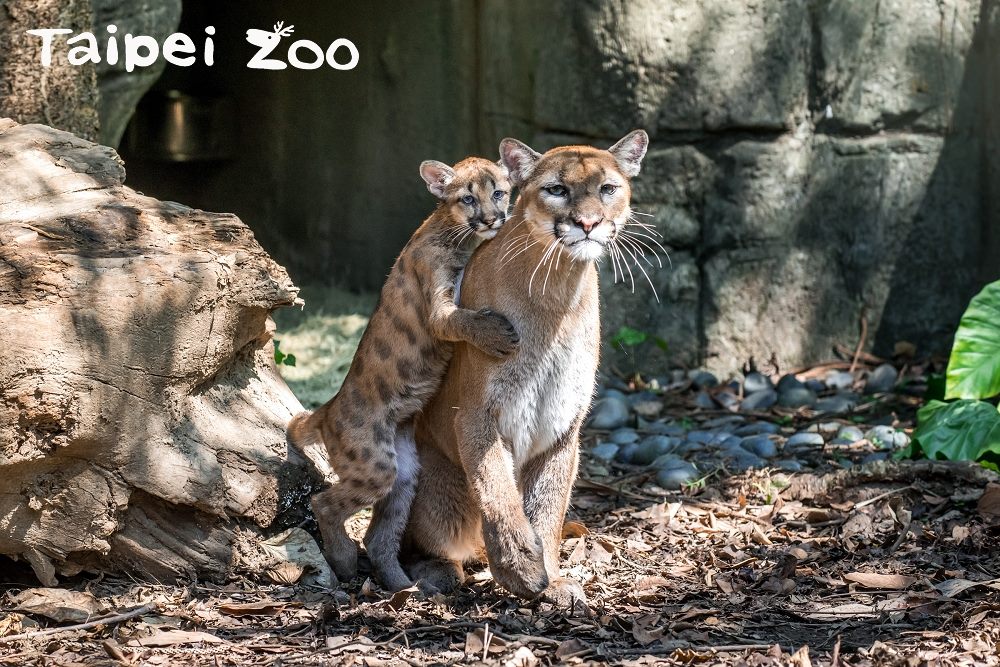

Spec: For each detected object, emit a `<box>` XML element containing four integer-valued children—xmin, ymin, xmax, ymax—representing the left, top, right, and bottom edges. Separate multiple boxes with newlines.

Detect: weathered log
<box><xmin>0</xmin><ymin>119</ymin><xmax>314</xmax><ymax>585</ymax></box>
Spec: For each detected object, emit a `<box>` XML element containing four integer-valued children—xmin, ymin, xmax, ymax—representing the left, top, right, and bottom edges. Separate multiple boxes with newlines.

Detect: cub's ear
<box><xmin>420</xmin><ymin>160</ymin><xmax>456</xmax><ymax>199</ymax></box>
<box><xmin>499</xmin><ymin>138</ymin><xmax>541</xmax><ymax>186</ymax></box>
<box><xmin>495</xmin><ymin>159</ymin><xmax>511</xmax><ymax>181</ymax></box>
<box><xmin>608</xmin><ymin>129</ymin><xmax>649</xmax><ymax>178</ymax></box>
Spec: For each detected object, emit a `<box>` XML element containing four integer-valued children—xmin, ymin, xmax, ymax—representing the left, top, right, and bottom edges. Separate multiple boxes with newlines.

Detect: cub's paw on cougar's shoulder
<box><xmin>487</xmin><ymin>525</ymin><xmax>549</xmax><ymax>599</ymax></box>
<box><xmin>470</xmin><ymin>308</ymin><xmax>520</xmax><ymax>357</ymax></box>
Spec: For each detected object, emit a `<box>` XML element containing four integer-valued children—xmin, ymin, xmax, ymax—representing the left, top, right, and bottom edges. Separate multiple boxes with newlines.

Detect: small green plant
<box><xmin>905</xmin><ymin>280</ymin><xmax>1000</xmax><ymax>465</ymax></box>
<box><xmin>609</xmin><ymin>325</ymin><xmax>668</xmax><ymax>379</ymax></box>
<box><xmin>274</xmin><ymin>339</ymin><xmax>297</xmax><ymax>367</ymax></box>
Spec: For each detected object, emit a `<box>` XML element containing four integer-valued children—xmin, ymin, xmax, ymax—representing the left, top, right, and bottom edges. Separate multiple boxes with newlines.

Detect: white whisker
<box><xmin>528</xmin><ymin>238</ymin><xmax>559</xmax><ymax>296</ymax></box>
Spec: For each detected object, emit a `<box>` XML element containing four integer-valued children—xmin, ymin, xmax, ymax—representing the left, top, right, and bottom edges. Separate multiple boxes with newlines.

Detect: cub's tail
<box><xmin>286</xmin><ymin>410</ymin><xmax>336</xmax><ymax>482</ymax></box>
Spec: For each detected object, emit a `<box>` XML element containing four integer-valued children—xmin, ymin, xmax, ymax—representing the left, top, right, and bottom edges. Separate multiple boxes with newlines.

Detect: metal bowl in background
<box><xmin>125</xmin><ymin>90</ymin><xmax>235</xmax><ymax>162</ymax></box>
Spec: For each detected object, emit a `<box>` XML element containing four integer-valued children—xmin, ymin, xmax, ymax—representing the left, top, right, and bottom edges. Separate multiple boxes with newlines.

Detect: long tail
<box><xmin>286</xmin><ymin>410</ymin><xmax>337</xmax><ymax>482</ymax></box>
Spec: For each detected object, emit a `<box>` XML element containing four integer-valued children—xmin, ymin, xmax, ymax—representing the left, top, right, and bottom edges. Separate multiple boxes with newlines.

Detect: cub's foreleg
<box><xmin>363</xmin><ymin>422</ymin><xmax>419</xmax><ymax>592</ymax></box>
<box><xmin>520</xmin><ymin>418</ymin><xmax>588</xmax><ymax>608</ymax></box>
<box><xmin>424</xmin><ymin>273</ymin><xmax>519</xmax><ymax>357</ymax></box>
<box><xmin>458</xmin><ymin>413</ymin><xmax>549</xmax><ymax>599</ymax></box>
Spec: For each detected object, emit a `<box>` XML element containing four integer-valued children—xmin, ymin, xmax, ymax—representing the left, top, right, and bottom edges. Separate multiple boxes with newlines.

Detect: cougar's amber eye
<box><xmin>600</xmin><ymin>184</ymin><xmax>619</xmax><ymax>196</ymax></box>
<box><xmin>461</xmin><ymin>194</ymin><xmax>476</xmax><ymax>206</ymax></box>
<box><xmin>544</xmin><ymin>184</ymin><xmax>568</xmax><ymax>197</ymax></box>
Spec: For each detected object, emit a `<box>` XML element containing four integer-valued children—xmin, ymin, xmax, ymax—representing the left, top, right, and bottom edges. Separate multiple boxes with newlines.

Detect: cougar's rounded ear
<box><xmin>608</xmin><ymin>129</ymin><xmax>649</xmax><ymax>178</ymax></box>
<box><xmin>499</xmin><ymin>138</ymin><xmax>541</xmax><ymax>186</ymax></box>
<box><xmin>419</xmin><ymin>160</ymin><xmax>456</xmax><ymax>199</ymax></box>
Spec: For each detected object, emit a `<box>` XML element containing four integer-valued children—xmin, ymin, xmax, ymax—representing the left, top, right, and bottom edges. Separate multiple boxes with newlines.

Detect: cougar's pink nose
<box><xmin>573</xmin><ymin>214</ymin><xmax>602</xmax><ymax>234</ymax></box>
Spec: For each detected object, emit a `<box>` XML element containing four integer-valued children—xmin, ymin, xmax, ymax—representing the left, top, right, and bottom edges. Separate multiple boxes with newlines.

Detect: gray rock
<box><xmin>741</xmin><ymin>435</ymin><xmax>779</xmax><ymax>459</ymax></box>
<box><xmin>724</xmin><ymin>449</ymin><xmax>767</xmax><ymax>472</ymax></box>
<box><xmin>776</xmin><ymin>374</ymin><xmax>805</xmax><ymax>393</ymax></box>
<box><xmin>694</xmin><ymin>391</ymin><xmax>717</xmax><ymax>409</ymax></box>
<box><xmin>655</xmin><ymin>463</ymin><xmax>700</xmax><ymax>491</ymax></box>
<box><xmin>614</xmin><ymin>442</ymin><xmax>640</xmax><ymax>463</ymax></box>
<box><xmin>644</xmin><ymin>422</ymin><xmax>687</xmax><ymax>437</ymax></box>
<box><xmin>825</xmin><ymin>370</ymin><xmax>855</xmax><ymax>391</ymax></box>
<box><xmin>741</xmin><ymin>389</ymin><xmax>778</xmax><ymax>411</ymax></box>
<box><xmin>865</xmin><ymin>364</ymin><xmax>899</xmax><ymax>394</ymax></box>
<box><xmin>631</xmin><ymin>436</ymin><xmax>681</xmax><ymax>465</ymax></box>
<box><xmin>714</xmin><ymin>391</ymin><xmax>742</xmax><ymax>410</ymax></box>
<box><xmin>743</xmin><ymin>372</ymin><xmax>774</xmax><ymax>394</ymax></box>
<box><xmin>836</xmin><ymin>425</ymin><xmax>865</xmax><ymax>443</ymax></box>
<box><xmin>817</xmin><ymin>422</ymin><xmax>842</xmax><ymax>435</ymax></box>
<box><xmin>590</xmin><ymin>442</ymin><xmax>620</xmax><ymax>462</ymax></box>
<box><xmin>678</xmin><ymin>441</ymin><xmax>705</xmax><ymax>454</ymax></box>
<box><xmin>815</xmin><ymin>392</ymin><xmax>860</xmax><ymax>415</ymax></box>
<box><xmin>786</xmin><ymin>432</ymin><xmax>825</xmax><ymax>448</ymax></box>
<box><xmin>690</xmin><ymin>370</ymin><xmax>720</xmax><ymax>389</ymax></box>
<box><xmin>610</xmin><ymin>428</ymin><xmax>640</xmax><ymax>445</ymax></box>
<box><xmin>776</xmin><ymin>459</ymin><xmax>804</xmax><ymax>472</ymax></box>
<box><xmin>778</xmin><ymin>387</ymin><xmax>818</xmax><ymax>408</ymax></box>
<box><xmin>805</xmin><ymin>379</ymin><xmax>827</xmax><ymax>393</ymax></box>
<box><xmin>653</xmin><ymin>455</ymin><xmax>689</xmax><ymax>470</ymax></box>
<box><xmin>686</xmin><ymin>430</ymin><xmax>717</xmax><ymax>445</ymax></box>
<box><xmin>734</xmin><ymin>421</ymin><xmax>780</xmax><ymax>436</ymax></box>
<box><xmin>589</xmin><ymin>396</ymin><xmax>630</xmax><ymax>430</ymax></box>
<box><xmin>866</xmin><ymin>425</ymin><xmax>910</xmax><ymax>450</ymax></box>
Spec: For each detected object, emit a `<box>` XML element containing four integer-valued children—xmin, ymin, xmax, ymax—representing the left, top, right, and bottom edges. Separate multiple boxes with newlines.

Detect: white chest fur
<box><xmin>492</xmin><ymin>312</ymin><xmax>599</xmax><ymax>467</ymax></box>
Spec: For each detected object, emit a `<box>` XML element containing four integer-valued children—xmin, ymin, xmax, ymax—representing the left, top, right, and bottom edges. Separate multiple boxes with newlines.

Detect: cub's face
<box><xmin>420</xmin><ymin>157</ymin><xmax>512</xmax><ymax>241</ymax></box>
<box><xmin>499</xmin><ymin>131</ymin><xmax>648</xmax><ymax>262</ymax></box>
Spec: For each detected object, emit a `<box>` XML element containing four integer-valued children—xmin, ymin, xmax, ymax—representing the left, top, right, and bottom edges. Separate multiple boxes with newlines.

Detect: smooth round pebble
<box><xmin>743</xmin><ymin>372</ymin><xmax>774</xmax><ymax>394</ymax></box>
<box><xmin>655</xmin><ymin>463</ymin><xmax>700</xmax><ymax>490</ymax></box>
<box><xmin>652</xmin><ymin>455</ymin><xmax>689</xmax><ymax>470</ymax></box>
<box><xmin>866</xmin><ymin>425</ymin><xmax>909</xmax><ymax>449</ymax></box>
<box><xmin>686</xmin><ymin>430</ymin><xmax>716</xmax><ymax>445</ymax></box>
<box><xmin>836</xmin><ymin>425</ymin><xmax>864</xmax><ymax>443</ymax></box>
<box><xmin>805</xmin><ymin>379</ymin><xmax>827</xmax><ymax>393</ymax></box>
<box><xmin>631</xmin><ymin>436</ymin><xmax>680</xmax><ymax>465</ymax></box>
<box><xmin>725</xmin><ymin>449</ymin><xmax>767</xmax><ymax>472</ymax></box>
<box><xmin>610</xmin><ymin>428</ymin><xmax>639</xmax><ymax>445</ymax></box>
<box><xmin>864</xmin><ymin>363</ymin><xmax>898</xmax><ymax>395</ymax></box>
<box><xmin>741</xmin><ymin>435</ymin><xmax>778</xmax><ymax>459</ymax></box>
<box><xmin>714</xmin><ymin>392</ymin><xmax>741</xmax><ymax>410</ymax></box>
<box><xmin>690</xmin><ymin>370</ymin><xmax>719</xmax><ymax>389</ymax></box>
<box><xmin>614</xmin><ymin>442</ymin><xmax>639</xmax><ymax>463</ymax></box>
<box><xmin>776</xmin><ymin>374</ymin><xmax>805</xmax><ymax>392</ymax></box>
<box><xmin>644</xmin><ymin>421</ymin><xmax>687</xmax><ymax>437</ymax></box>
<box><xmin>694</xmin><ymin>391</ymin><xmax>716</xmax><ymax>409</ymax></box>
<box><xmin>815</xmin><ymin>392</ymin><xmax>860</xmax><ymax>414</ymax></box>
<box><xmin>776</xmin><ymin>459</ymin><xmax>804</xmax><ymax>472</ymax></box>
<box><xmin>589</xmin><ymin>395</ymin><xmax>630</xmax><ymax>429</ymax></box>
<box><xmin>786</xmin><ymin>432</ymin><xmax>825</xmax><ymax>447</ymax></box>
<box><xmin>678</xmin><ymin>441</ymin><xmax>705</xmax><ymax>455</ymax></box>
<box><xmin>778</xmin><ymin>387</ymin><xmax>818</xmax><ymax>408</ymax></box>
<box><xmin>825</xmin><ymin>370</ymin><xmax>855</xmax><ymax>391</ymax></box>
<box><xmin>734</xmin><ymin>421</ymin><xmax>780</xmax><ymax>436</ymax></box>
<box><xmin>590</xmin><ymin>442</ymin><xmax>620</xmax><ymax>462</ymax></box>
<box><xmin>741</xmin><ymin>389</ymin><xmax>778</xmax><ymax>411</ymax></box>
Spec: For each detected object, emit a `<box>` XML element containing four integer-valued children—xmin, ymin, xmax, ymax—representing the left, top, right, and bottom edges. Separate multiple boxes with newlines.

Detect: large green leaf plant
<box><xmin>907</xmin><ymin>280</ymin><xmax>1000</xmax><ymax>467</ymax></box>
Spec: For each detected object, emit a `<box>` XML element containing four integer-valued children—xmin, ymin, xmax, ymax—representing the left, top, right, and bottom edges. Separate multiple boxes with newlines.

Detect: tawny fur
<box><xmin>287</xmin><ymin>157</ymin><xmax>515</xmax><ymax>591</ymax></box>
<box><xmin>376</xmin><ymin>131</ymin><xmax>649</xmax><ymax>604</ymax></box>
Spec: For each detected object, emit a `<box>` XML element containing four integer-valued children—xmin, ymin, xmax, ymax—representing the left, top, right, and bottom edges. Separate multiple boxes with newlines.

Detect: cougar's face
<box><xmin>420</xmin><ymin>158</ymin><xmax>511</xmax><ymax>241</ymax></box>
<box><xmin>500</xmin><ymin>131</ymin><xmax>649</xmax><ymax>263</ymax></box>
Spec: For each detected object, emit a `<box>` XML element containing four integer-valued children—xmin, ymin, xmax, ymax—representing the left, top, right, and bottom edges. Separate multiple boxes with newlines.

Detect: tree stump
<box><xmin>0</xmin><ymin>119</ymin><xmax>314</xmax><ymax>585</ymax></box>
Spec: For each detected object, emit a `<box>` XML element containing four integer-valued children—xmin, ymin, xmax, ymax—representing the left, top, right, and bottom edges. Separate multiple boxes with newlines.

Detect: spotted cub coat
<box><xmin>287</xmin><ymin>157</ymin><xmax>515</xmax><ymax>591</ymax></box>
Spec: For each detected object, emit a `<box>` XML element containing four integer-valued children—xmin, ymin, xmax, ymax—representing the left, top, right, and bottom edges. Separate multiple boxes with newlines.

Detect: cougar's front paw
<box><xmin>470</xmin><ymin>309</ymin><xmax>520</xmax><ymax>357</ymax></box>
<box><xmin>488</xmin><ymin>524</ymin><xmax>548</xmax><ymax>599</ymax></box>
<box><xmin>543</xmin><ymin>577</ymin><xmax>590</xmax><ymax>614</ymax></box>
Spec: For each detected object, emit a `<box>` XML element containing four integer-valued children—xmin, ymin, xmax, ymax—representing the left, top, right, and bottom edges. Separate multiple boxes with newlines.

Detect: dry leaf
<box><xmin>844</xmin><ymin>572</ymin><xmax>917</xmax><ymax>589</ymax></box>
<box><xmin>218</xmin><ymin>600</ymin><xmax>294</xmax><ymax>617</ymax></box>
<box><xmin>464</xmin><ymin>628</ymin><xmax>507</xmax><ymax>655</ymax></box>
<box><xmin>555</xmin><ymin>638</ymin><xmax>589</xmax><ymax>658</ymax></box>
<box><xmin>383</xmin><ymin>586</ymin><xmax>419</xmax><ymax>611</ymax></box>
<box><xmin>935</xmin><ymin>578</ymin><xmax>1000</xmax><ymax>598</ymax></box>
<box><xmin>761</xmin><ymin>577</ymin><xmax>796</xmax><ymax>595</ymax></box>
<box><xmin>631</xmin><ymin>614</ymin><xmax>664</xmax><ymax>645</ymax></box>
<box><xmin>977</xmin><ymin>483</ymin><xmax>1000</xmax><ymax>521</ymax></box>
<box><xmin>588</xmin><ymin>539</ymin><xmax>615</xmax><ymax>564</ymax></box>
<box><xmin>561</xmin><ymin>521</ymin><xmax>590</xmax><ymax>538</ymax></box>
<box><xmin>567</xmin><ymin>538</ymin><xmax>587</xmax><ymax>565</ymax></box>
<box><xmin>804</xmin><ymin>602</ymin><xmax>878</xmax><ymax>620</ymax></box>
<box><xmin>261</xmin><ymin>527</ymin><xmax>334</xmax><ymax>588</ymax></box>
<box><xmin>505</xmin><ymin>645</ymin><xmax>539</xmax><ymax>667</ymax></box>
<box><xmin>13</xmin><ymin>588</ymin><xmax>104</xmax><ymax>623</ymax></box>
<box><xmin>130</xmin><ymin>630</ymin><xmax>225</xmax><ymax>647</ymax></box>
<box><xmin>789</xmin><ymin>644</ymin><xmax>813</xmax><ymax>667</ymax></box>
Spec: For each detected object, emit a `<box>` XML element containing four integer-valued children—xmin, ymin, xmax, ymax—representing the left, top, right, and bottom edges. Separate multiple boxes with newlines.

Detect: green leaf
<box><xmin>611</xmin><ymin>326</ymin><xmax>648</xmax><ymax>348</ymax></box>
<box><xmin>946</xmin><ymin>280</ymin><xmax>1000</xmax><ymax>400</ymax></box>
<box><xmin>912</xmin><ymin>399</ymin><xmax>1000</xmax><ymax>461</ymax></box>
<box><xmin>651</xmin><ymin>336</ymin><xmax>669</xmax><ymax>353</ymax></box>
<box><xmin>284</xmin><ymin>353</ymin><xmax>297</xmax><ymax>367</ymax></box>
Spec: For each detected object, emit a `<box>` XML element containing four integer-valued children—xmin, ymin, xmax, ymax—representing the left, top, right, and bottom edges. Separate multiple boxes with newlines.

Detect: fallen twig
<box><xmin>0</xmin><ymin>604</ymin><xmax>157</xmax><ymax>644</ymax></box>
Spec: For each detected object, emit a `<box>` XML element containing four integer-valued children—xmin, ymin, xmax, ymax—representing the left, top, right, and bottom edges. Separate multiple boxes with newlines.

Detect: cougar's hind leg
<box><xmin>313</xmin><ymin>415</ymin><xmax>399</xmax><ymax>582</ymax></box>
<box><xmin>364</xmin><ymin>421</ymin><xmax>419</xmax><ymax>592</ymax></box>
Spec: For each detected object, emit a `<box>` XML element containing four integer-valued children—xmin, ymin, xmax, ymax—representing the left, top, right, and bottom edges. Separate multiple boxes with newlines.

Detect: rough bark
<box><xmin>0</xmin><ymin>0</ymin><xmax>101</xmax><ymax>140</ymax></box>
<box><xmin>0</xmin><ymin>119</ymin><xmax>314</xmax><ymax>585</ymax></box>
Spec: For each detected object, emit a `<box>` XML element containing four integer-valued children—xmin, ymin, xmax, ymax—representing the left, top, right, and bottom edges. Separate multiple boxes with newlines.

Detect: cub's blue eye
<box><xmin>601</xmin><ymin>184</ymin><xmax>619</xmax><ymax>196</ymax></box>
<box><xmin>492</xmin><ymin>190</ymin><xmax>505</xmax><ymax>201</ymax></box>
<box><xmin>544</xmin><ymin>185</ymin><xmax>568</xmax><ymax>197</ymax></box>
<box><xmin>461</xmin><ymin>195</ymin><xmax>476</xmax><ymax>206</ymax></box>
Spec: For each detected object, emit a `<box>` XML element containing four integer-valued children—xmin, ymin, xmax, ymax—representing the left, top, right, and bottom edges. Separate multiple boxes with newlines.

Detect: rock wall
<box><xmin>118</xmin><ymin>0</ymin><xmax>1000</xmax><ymax>376</ymax></box>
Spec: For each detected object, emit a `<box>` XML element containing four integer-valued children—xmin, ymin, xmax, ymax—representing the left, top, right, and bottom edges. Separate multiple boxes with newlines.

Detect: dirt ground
<box><xmin>2</xmin><ymin>419</ymin><xmax>998</xmax><ymax>666</ymax></box>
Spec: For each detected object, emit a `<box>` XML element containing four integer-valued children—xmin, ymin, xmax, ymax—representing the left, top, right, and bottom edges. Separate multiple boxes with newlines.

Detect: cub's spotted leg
<box><xmin>424</xmin><ymin>278</ymin><xmax>519</xmax><ymax>358</ymax></box>
<box><xmin>364</xmin><ymin>422</ymin><xmax>419</xmax><ymax>592</ymax></box>
<box><xmin>457</xmin><ymin>413</ymin><xmax>549</xmax><ymax>599</ymax></box>
<box><xmin>312</xmin><ymin>417</ymin><xmax>399</xmax><ymax>581</ymax></box>
<box><xmin>521</xmin><ymin>417</ymin><xmax>588</xmax><ymax>609</ymax></box>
